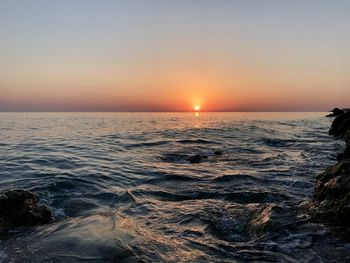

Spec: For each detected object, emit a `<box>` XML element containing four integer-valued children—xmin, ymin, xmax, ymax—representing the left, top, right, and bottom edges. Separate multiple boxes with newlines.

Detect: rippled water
<box><xmin>0</xmin><ymin>112</ymin><xmax>349</xmax><ymax>262</ymax></box>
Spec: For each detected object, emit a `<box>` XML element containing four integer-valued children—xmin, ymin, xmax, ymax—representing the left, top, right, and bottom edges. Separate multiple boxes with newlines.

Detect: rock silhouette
<box><xmin>326</xmin><ymin>107</ymin><xmax>344</xmax><ymax>117</ymax></box>
<box><xmin>328</xmin><ymin>111</ymin><xmax>350</xmax><ymax>137</ymax></box>
<box><xmin>0</xmin><ymin>190</ymin><xmax>53</xmax><ymax>233</ymax></box>
<box><xmin>311</xmin><ymin>109</ymin><xmax>350</xmax><ymax>240</ymax></box>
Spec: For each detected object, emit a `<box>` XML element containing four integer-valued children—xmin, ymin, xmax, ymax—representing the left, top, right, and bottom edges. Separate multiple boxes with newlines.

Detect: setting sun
<box><xmin>0</xmin><ymin>1</ymin><xmax>349</xmax><ymax>261</ymax></box>
<box><xmin>194</xmin><ymin>105</ymin><xmax>201</xmax><ymax>111</ymax></box>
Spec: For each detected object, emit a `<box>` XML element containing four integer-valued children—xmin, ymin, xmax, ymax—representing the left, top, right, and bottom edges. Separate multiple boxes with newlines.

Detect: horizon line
<box><xmin>0</xmin><ymin>110</ymin><xmax>332</xmax><ymax>113</ymax></box>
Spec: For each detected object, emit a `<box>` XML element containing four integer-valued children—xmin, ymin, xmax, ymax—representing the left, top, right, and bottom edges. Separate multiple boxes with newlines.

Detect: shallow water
<box><xmin>0</xmin><ymin>112</ymin><xmax>349</xmax><ymax>262</ymax></box>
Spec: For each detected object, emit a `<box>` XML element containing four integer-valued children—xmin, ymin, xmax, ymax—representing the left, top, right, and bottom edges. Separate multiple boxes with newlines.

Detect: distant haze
<box><xmin>0</xmin><ymin>0</ymin><xmax>349</xmax><ymax>112</ymax></box>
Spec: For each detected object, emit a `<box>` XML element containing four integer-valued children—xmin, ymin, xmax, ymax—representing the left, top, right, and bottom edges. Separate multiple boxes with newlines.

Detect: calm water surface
<box><xmin>0</xmin><ymin>112</ymin><xmax>349</xmax><ymax>262</ymax></box>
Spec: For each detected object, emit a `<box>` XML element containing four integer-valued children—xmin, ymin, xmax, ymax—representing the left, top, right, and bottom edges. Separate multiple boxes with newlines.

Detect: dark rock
<box><xmin>311</xmin><ymin>168</ymin><xmax>350</xmax><ymax>239</ymax></box>
<box><xmin>311</xmin><ymin>108</ymin><xmax>350</xmax><ymax>239</ymax></box>
<box><xmin>337</xmin><ymin>153</ymin><xmax>344</xmax><ymax>162</ymax></box>
<box><xmin>213</xmin><ymin>149</ymin><xmax>223</xmax><ymax>156</ymax></box>
<box><xmin>0</xmin><ymin>190</ymin><xmax>53</xmax><ymax>232</ymax></box>
<box><xmin>344</xmin><ymin>130</ymin><xmax>350</xmax><ymax>160</ymax></box>
<box><xmin>332</xmin><ymin>107</ymin><xmax>345</xmax><ymax>116</ymax></box>
<box><xmin>345</xmin><ymin>130</ymin><xmax>350</xmax><ymax>143</ymax></box>
<box><xmin>187</xmin><ymin>154</ymin><xmax>204</xmax><ymax>163</ymax></box>
<box><xmin>344</xmin><ymin>147</ymin><xmax>350</xmax><ymax>160</ymax></box>
<box><xmin>329</xmin><ymin>112</ymin><xmax>350</xmax><ymax>137</ymax></box>
<box><xmin>314</xmin><ymin>161</ymin><xmax>350</xmax><ymax>201</ymax></box>
<box><xmin>326</xmin><ymin>108</ymin><xmax>344</xmax><ymax>117</ymax></box>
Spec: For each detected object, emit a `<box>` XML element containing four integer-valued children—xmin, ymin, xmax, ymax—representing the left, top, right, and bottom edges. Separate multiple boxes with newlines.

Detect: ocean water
<box><xmin>0</xmin><ymin>112</ymin><xmax>349</xmax><ymax>262</ymax></box>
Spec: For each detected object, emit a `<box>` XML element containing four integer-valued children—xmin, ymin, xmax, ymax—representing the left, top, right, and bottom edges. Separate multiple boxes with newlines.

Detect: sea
<box><xmin>0</xmin><ymin>112</ymin><xmax>349</xmax><ymax>262</ymax></box>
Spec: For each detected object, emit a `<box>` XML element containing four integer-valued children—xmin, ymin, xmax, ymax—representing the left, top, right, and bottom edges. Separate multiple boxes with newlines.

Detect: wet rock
<box><xmin>3</xmin><ymin>214</ymin><xmax>136</xmax><ymax>262</ymax></box>
<box><xmin>311</xmin><ymin>109</ymin><xmax>350</xmax><ymax>239</ymax></box>
<box><xmin>187</xmin><ymin>154</ymin><xmax>207</xmax><ymax>163</ymax></box>
<box><xmin>0</xmin><ymin>190</ymin><xmax>53</xmax><ymax>232</ymax></box>
<box><xmin>343</xmin><ymin>130</ymin><xmax>350</xmax><ymax>160</ymax></box>
<box><xmin>312</xmin><ymin>161</ymin><xmax>350</xmax><ymax>228</ymax></box>
<box><xmin>202</xmin><ymin>203</ymin><xmax>297</xmax><ymax>242</ymax></box>
<box><xmin>326</xmin><ymin>108</ymin><xmax>344</xmax><ymax>117</ymax></box>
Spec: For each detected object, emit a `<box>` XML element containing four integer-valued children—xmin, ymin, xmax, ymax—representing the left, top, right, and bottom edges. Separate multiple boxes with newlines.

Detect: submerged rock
<box><xmin>187</xmin><ymin>154</ymin><xmax>207</xmax><ymax>163</ymax></box>
<box><xmin>213</xmin><ymin>149</ymin><xmax>223</xmax><ymax>156</ymax></box>
<box><xmin>248</xmin><ymin>204</ymin><xmax>297</xmax><ymax>237</ymax></box>
<box><xmin>203</xmin><ymin>203</ymin><xmax>298</xmax><ymax>242</ymax></box>
<box><xmin>0</xmin><ymin>189</ymin><xmax>53</xmax><ymax>232</ymax></box>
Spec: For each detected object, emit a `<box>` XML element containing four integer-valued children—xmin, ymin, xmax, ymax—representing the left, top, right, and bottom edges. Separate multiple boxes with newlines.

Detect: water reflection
<box><xmin>1</xmin><ymin>112</ymin><xmax>343</xmax><ymax>262</ymax></box>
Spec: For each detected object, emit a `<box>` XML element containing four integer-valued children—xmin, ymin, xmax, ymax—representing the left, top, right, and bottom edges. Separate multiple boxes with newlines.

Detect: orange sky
<box><xmin>0</xmin><ymin>1</ymin><xmax>349</xmax><ymax>111</ymax></box>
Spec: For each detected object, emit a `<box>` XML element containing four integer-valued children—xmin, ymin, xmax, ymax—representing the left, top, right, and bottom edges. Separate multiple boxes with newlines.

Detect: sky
<box><xmin>0</xmin><ymin>0</ymin><xmax>349</xmax><ymax>112</ymax></box>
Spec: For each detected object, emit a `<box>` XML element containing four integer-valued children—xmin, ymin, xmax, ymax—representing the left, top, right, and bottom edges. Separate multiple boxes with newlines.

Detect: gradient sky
<box><xmin>0</xmin><ymin>0</ymin><xmax>349</xmax><ymax>111</ymax></box>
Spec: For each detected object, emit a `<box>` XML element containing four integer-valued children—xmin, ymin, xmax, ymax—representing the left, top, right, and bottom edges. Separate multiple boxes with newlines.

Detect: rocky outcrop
<box><xmin>328</xmin><ymin>112</ymin><xmax>350</xmax><ymax>137</ymax></box>
<box><xmin>313</xmin><ymin>161</ymin><xmax>350</xmax><ymax>224</ymax></box>
<box><xmin>0</xmin><ymin>190</ymin><xmax>53</xmax><ymax>233</ymax></box>
<box><xmin>311</xmin><ymin>110</ymin><xmax>350</xmax><ymax>239</ymax></box>
<box><xmin>326</xmin><ymin>108</ymin><xmax>344</xmax><ymax>117</ymax></box>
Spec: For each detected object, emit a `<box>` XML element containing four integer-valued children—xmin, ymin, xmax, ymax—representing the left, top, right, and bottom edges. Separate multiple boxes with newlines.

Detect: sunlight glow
<box><xmin>194</xmin><ymin>105</ymin><xmax>201</xmax><ymax>111</ymax></box>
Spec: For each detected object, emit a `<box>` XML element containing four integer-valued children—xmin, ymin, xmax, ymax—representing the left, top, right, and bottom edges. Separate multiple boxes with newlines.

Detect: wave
<box><xmin>1</xmin><ymin>112</ymin><xmax>348</xmax><ymax>262</ymax></box>
<box><xmin>176</xmin><ymin>139</ymin><xmax>215</xmax><ymax>144</ymax></box>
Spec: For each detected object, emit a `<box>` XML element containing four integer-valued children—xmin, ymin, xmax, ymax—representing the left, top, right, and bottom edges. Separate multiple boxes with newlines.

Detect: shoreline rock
<box><xmin>329</xmin><ymin>112</ymin><xmax>350</xmax><ymax>137</ymax></box>
<box><xmin>326</xmin><ymin>107</ymin><xmax>344</xmax><ymax>117</ymax></box>
<box><xmin>310</xmin><ymin>109</ymin><xmax>350</xmax><ymax>240</ymax></box>
<box><xmin>0</xmin><ymin>189</ymin><xmax>53</xmax><ymax>234</ymax></box>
